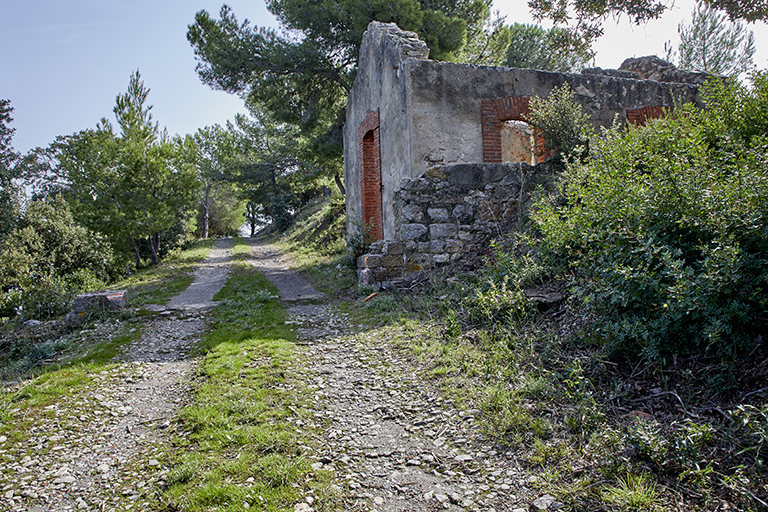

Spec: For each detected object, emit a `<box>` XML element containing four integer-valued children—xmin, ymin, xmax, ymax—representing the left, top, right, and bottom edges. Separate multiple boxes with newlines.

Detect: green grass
<box><xmin>0</xmin><ymin>363</ymin><xmax>116</xmax><ymax>475</ymax></box>
<box><xmin>161</xmin><ymin>261</ymin><xmax>340</xmax><ymax>511</ymax></box>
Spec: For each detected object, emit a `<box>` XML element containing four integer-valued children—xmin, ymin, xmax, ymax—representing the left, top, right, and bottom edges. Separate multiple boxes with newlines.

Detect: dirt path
<box><xmin>3</xmin><ymin>238</ymin><xmax>542</xmax><ymax>512</ymax></box>
<box><xmin>245</xmin><ymin>240</ymin><xmax>538</xmax><ymax>511</ymax></box>
<box><xmin>1</xmin><ymin>239</ymin><xmax>234</xmax><ymax>512</ymax></box>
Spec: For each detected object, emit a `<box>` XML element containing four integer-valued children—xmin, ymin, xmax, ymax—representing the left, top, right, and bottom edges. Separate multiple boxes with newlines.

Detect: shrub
<box><xmin>347</xmin><ymin>217</ymin><xmax>375</xmax><ymax>261</ymax></box>
<box><xmin>0</xmin><ymin>196</ymin><xmax>114</xmax><ymax>320</ymax></box>
<box><xmin>532</xmin><ymin>75</ymin><xmax>768</xmax><ymax>380</ymax></box>
<box><xmin>525</xmin><ymin>83</ymin><xmax>592</xmax><ymax>162</ymax></box>
<box><xmin>463</xmin><ymin>238</ymin><xmax>545</xmax><ymax>327</ymax></box>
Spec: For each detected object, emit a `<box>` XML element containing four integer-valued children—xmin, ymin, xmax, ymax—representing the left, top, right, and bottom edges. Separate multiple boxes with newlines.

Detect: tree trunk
<box><xmin>131</xmin><ymin>238</ymin><xmax>142</xmax><ymax>268</ymax></box>
<box><xmin>149</xmin><ymin>233</ymin><xmax>160</xmax><ymax>265</ymax></box>
<box><xmin>334</xmin><ymin>172</ymin><xmax>345</xmax><ymax>197</ymax></box>
<box><xmin>202</xmin><ymin>188</ymin><xmax>210</xmax><ymax>239</ymax></box>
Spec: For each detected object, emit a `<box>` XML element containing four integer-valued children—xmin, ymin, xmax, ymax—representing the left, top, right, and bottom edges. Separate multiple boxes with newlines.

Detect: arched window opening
<box><xmin>501</xmin><ymin>120</ymin><xmax>537</xmax><ymax>165</ymax></box>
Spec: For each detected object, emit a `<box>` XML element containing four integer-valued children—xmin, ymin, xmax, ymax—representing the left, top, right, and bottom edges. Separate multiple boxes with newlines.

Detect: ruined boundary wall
<box><xmin>345</xmin><ymin>22</ymin><xmax>705</xmax><ymax>242</ymax></box>
<box><xmin>359</xmin><ymin>162</ymin><xmax>540</xmax><ymax>287</ymax></box>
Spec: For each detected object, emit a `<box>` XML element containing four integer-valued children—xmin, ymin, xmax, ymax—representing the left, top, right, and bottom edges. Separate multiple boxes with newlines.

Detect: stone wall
<box><xmin>359</xmin><ymin>162</ymin><xmax>544</xmax><ymax>287</ymax></box>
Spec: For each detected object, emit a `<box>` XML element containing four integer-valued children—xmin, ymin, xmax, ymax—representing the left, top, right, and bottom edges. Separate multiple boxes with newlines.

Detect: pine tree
<box><xmin>677</xmin><ymin>0</ymin><xmax>755</xmax><ymax>76</ymax></box>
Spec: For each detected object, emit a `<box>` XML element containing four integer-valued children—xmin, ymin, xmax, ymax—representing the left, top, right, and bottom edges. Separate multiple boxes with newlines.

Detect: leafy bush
<box><xmin>463</xmin><ymin>238</ymin><xmax>545</xmax><ymax>326</ymax></box>
<box><xmin>525</xmin><ymin>83</ymin><xmax>592</xmax><ymax>161</ymax></box>
<box><xmin>265</xmin><ymin>192</ymin><xmax>300</xmax><ymax>232</ymax></box>
<box><xmin>533</xmin><ymin>74</ymin><xmax>768</xmax><ymax>379</ymax></box>
<box><xmin>0</xmin><ymin>196</ymin><xmax>114</xmax><ymax>320</ymax></box>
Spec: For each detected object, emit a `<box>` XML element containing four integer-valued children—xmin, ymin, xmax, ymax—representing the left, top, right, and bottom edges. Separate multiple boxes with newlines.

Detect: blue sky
<box><xmin>2</xmin><ymin>0</ymin><xmax>767</xmax><ymax>155</ymax></box>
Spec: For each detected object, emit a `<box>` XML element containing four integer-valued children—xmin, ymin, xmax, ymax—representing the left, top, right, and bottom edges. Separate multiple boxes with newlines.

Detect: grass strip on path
<box><xmin>162</xmin><ymin>239</ymin><xmax>339</xmax><ymax>512</ymax></box>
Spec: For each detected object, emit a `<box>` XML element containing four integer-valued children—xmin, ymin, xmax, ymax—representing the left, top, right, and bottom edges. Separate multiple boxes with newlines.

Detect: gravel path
<box><xmin>298</xmin><ymin>323</ymin><xmax>537</xmax><ymax>512</ymax></box>
<box><xmin>2</xmin><ymin>238</ymin><xmax>545</xmax><ymax>512</ymax></box>
<box><xmin>1</xmin><ymin>239</ymin><xmax>234</xmax><ymax>512</ymax></box>
<box><xmin>247</xmin><ymin>238</ymin><xmax>325</xmax><ymax>301</ymax></box>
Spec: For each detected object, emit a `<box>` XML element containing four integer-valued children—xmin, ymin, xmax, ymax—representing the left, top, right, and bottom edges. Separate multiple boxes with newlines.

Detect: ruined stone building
<box><xmin>344</xmin><ymin>21</ymin><xmax>707</xmax><ymax>287</ymax></box>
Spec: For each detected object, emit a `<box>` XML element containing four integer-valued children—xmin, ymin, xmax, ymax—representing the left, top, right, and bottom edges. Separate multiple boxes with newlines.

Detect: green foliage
<box><xmin>224</xmin><ymin>109</ymin><xmax>310</xmax><ymax>232</ymax></box>
<box><xmin>677</xmin><ymin>1</ymin><xmax>755</xmax><ymax>76</ymax></box>
<box><xmin>347</xmin><ymin>217</ymin><xmax>375</xmax><ymax>261</ymax></box>
<box><xmin>0</xmin><ymin>99</ymin><xmax>20</xmax><ymax>242</ymax></box>
<box><xmin>504</xmin><ymin>23</ymin><xmax>591</xmax><ymax>72</ymax></box>
<box><xmin>265</xmin><ymin>192</ymin><xmax>300</xmax><ymax>232</ymax></box>
<box><xmin>463</xmin><ymin>238</ymin><xmax>544</xmax><ymax>327</ymax></box>
<box><xmin>602</xmin><ymin>472</ymin><xmax>661</xmax><ymax>510</ymax></box>
<box><xmin>192</xmin><ymin>125</ymin><xmax>245</xmax><ymax>238</ymax></box>
<box><xmin>526</xmin><ymin>83</ymin><xmax>592</xmax><ymax>162</ymax></box>
<box><xmin>533</xmin><ymin>75</ymin><xmax>768</xmax><ymax>377</ymax></box>
<box><xmin>627</xmin><ymin>418</ymin><xmax>716</xmax><ymax>483</ymax></box>
<box><xmin>187</xmin><ymin>0</ymin><xmax>495</xmax><ymax>197</ymax></box>
<box><xmin>0</xmin><ymin>196</ymin><xmax>113</xmax><ymax>320</ymax></box>
<box><xmin>527</xmin><ymin>0</ymin><xmax>766</xmax><ymax>55</ymax></box>
<box><xmin>455</xmin><ymin>10</ymin><xmax>513</xmax><ymax>66</ymax></box>
<box><xmin>24</xmin><ymin>71</ymin><xmax>199</xmax><ymax>267</ymax></box>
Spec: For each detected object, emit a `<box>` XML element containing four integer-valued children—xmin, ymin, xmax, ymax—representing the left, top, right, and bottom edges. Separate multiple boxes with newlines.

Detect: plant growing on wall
<box><xmin>525</xmin><ymin>83</ymin><xmax>592</xmax><ymax>162</ymax></box>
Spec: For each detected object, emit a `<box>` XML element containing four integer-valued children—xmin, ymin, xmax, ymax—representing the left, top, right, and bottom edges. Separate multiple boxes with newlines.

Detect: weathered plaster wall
<box><xmin>344</xmin><ymin>23</ymin><xmax>428</xmax><ymax>240</ymax></box>
<box><xmin>345</xmin><ymin>21</ymin><xmax>704</xmax><ymax>244</ymax></box>
<box><xmin>345</xmin><ymin>21</ymin><xmax>708</xmax><ymax>285</ymax></box>
<box><xmin>404</xmin><ymin>60</ymin><xmax>703</xmax><ymax>176</ymax></box>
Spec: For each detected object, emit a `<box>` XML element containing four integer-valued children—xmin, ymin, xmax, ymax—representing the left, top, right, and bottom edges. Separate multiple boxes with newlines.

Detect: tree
<box><xmin>192</xmin><ymin>125</ymin><xmax>244</xmax><ymax>238</ymax></box>
<box><xmin>456</xmin><ymin>11</ymin><xmax>513</xmax><ymax>66</ymax></box>
<box><xmin>504</xmin><ymin>23</ymin><xmax>592</xmax><ymax>72</ymax></box>
<box><xmin>0</xmin><ymin>99</ymin><xmax>20</xmax><ymax>240</ymax></box>
<box><xmin>677</xmin><ymin>1</ymin><xmax>755</xmax><ymax>76</ymax></box>
<box><xmin>226</xmin><ymin>108</ymin><xmax>304</xmax><ymax>232</ymax></box>
<box><xmin>528</xmin><ymin>0</ymin><xmax>767</xmax><ymax>49</ymax></box>
<box><xmin>23</xmin><ymin>72</ymin><xmax>199</xmax><ymax>267</ymax></box>
<box><xmin>187</xmin><ymin>1</ymin><xmax>494</xmax><ymax>196</ymax></box>
<box><xmin>0</xmin><ymin>195</ymin><xmax>113</xmax><ymax>320</ymax></box>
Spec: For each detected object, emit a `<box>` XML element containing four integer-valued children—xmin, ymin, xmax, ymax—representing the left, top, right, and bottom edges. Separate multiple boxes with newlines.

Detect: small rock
<box><xmin>53</xmin><ymin>475</ymin><xmax>76</xmax><ymax>484</ymax></box>
<box><xmin>294</xmin><ymin>504</ymin><xmax>312</xmax><ymax>512</ymax></box>
<box><xmin>531</xmin><ymin>494</ymin><xmax>562</xmax><ymax>510</ymax></box>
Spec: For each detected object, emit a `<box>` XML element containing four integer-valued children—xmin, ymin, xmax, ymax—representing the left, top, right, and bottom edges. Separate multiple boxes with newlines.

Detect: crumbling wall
<box><xmin>359</xmin><ymin>162</ymin><xmax>540</xmax><ymax>287</ymax></box>
<box><xmin>345</xmin><ymin>22</ymin><xmax>706</xmax><ymax>244</ymax></box>
<box><xmin>345</xmin><ymin>22</ymin><xmax>429</xmax><ymax>241</ymax></box>
<box><xmin>346</xmin><ymin>21</ymin><xmax>709</xmax><ymax>286</ymax></box>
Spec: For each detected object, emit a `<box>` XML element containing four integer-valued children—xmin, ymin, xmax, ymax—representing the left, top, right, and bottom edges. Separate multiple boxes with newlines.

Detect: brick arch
<box><xmin>626</xmin><ymin>106</ymin><xmax>666</xmax><ymax>126</ymax></box>
<box><xmin>482</xmin><ymin>96</ymin><xmax>548</xmax><ymax>163</ymax></box>
<box><xmin>358</xmin><ymin>109</ymin><xmax>383</xmax><ymax>241</ymax></box>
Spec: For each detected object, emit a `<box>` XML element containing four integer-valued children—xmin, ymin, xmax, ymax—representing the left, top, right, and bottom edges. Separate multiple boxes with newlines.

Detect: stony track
<box><xmin>0</xmin><ymin>239</ymin><xmax>233</xmax><ymax>512</ymax></box>
<box><xmin>297</xmin><ymin>320</ymin><xmax>541</xmax><ymax>512</ymax></box>
<box><xmin>2</xmin><ymin>238</ymin><xmax>553</xmax><ymax>512</ymax></box>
